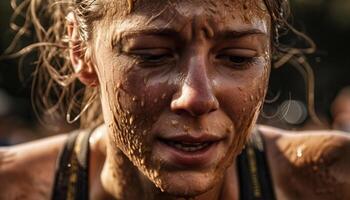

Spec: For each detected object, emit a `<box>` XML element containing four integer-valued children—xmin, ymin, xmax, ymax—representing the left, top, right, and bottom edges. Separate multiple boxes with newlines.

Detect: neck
<box><xmin>92</xmin><ymin>126</ymin><xmax>240</xmax><ymax>200</ymax></box>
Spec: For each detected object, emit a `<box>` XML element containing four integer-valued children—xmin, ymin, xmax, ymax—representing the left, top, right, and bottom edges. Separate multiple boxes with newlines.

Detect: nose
<box><xmin>171</xmin><ymin>55</ymin><xmax>219</xmax><ymax>117</ymax></box>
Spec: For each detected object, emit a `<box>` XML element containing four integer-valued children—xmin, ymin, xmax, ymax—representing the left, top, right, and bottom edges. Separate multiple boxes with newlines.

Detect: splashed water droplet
<box><xmin>296</xmin><ymin>145</ymin><xmax>305</xmax><ymax>158</ymax></box>
<box><xmin>171</xmin><ymin>120</ymin><xmax>179</xmax><ymax>126</ymax></box>
<box><xmin>129</xmin><ymin>116</ymin><xmax>134</xmax><ymax>125</ymax></box>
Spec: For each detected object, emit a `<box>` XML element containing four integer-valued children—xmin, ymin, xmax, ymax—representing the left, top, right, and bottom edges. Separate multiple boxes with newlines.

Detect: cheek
<box><xmin>97</xmin><ymin>56</ymin><xmax>176</xmax><ymax>144</ymax></box>
<box><xmin>217</xmin><ymin>64</ymin><xmax>269</xmax><ymax>135</ymax></box>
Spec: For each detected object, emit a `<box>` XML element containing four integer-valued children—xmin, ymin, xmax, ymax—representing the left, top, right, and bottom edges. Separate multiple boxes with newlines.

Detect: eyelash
<box><xmin>215</xmin><ymin>54</ymin><xmax>256</xmax><ymax>68</ymax></box>
<box><xmin>125</xmin><ymin>49</ymin><xmax>258</xmax><ymax>69</ymax></box>
<box><xmin>133</xmin><ymin>53</ymin><xmax>174</xmax><ymax>63</ymax></box>
<box><xmin>125</xmin><ymin>49</ymin><xmax>175</xmax><ymax>66</ymax></box>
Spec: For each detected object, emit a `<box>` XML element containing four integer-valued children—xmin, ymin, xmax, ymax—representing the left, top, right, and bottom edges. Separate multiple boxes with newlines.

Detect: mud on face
<box><xmin>92</xmin><ymin>0</ymin><xmax>271</xmax><ymax>197</ymax></box>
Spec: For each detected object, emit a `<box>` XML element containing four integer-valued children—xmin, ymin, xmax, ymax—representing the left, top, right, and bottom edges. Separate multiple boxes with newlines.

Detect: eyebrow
<box><xmin>121</xmin><ymin>28</ymin><xmax>179</xmax><ymax>39</ymax></box>
<box><xmin>216</xmin><ymin>29</ymin><xmax>267</xmax><ymax>40</ymax></box>
<box><xmin>120</xmin><ymin>28</ymin><xmax>267</xmax><ymax>41</ymax></box>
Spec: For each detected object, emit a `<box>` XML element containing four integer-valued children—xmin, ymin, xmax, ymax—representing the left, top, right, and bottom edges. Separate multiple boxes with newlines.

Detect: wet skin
<box><xmin>2</xmin><ymin>1</ymin><xmax>350</xmax><ymax>200</ymax></box>
<box><xmin>91</xmin><ymin>0</ymin><xmax>270</xmax><ymax>198</ymax></box>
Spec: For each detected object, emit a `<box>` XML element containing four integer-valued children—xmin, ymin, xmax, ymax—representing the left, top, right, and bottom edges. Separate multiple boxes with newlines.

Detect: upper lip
<box><xmin>158</xmin><ymin>133</ymin><xmax>223</xmax><ymax>143</ymax></box>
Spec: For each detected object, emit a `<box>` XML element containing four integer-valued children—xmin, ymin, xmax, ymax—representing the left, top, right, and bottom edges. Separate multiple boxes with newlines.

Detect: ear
<box><xmin>66</xmin><ymin>12</ymin><xmax>99</xmax><ymax>87</ymax></box>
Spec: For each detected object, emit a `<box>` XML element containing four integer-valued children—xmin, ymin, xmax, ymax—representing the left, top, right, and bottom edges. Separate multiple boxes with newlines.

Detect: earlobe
<box><xmin>66</xmin><ymin>12</ymin><xmax>99</xmax><ymax>87</ymax></box>
<box><xmin>79</xmin><ymin>60</ymin><xmax>99</xmax><ymax>87</ymax></box>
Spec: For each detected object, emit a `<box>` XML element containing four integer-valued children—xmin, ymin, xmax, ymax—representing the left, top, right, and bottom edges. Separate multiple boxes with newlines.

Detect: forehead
<box><xmin>97</xmin><ymin>0</ymin><xmax>271</xmax><ymax>41</ymax></box>
<box><xmin>105</xmin><ymin>0</ymin><xmax>269</xmax><ymax>23</ymax></box>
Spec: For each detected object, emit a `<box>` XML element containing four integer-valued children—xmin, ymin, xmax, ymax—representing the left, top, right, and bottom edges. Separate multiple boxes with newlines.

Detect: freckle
<box><xmin>225</xmin><ymin>127</ymin><xmax>231</xmax><ymax>134</ymax></box>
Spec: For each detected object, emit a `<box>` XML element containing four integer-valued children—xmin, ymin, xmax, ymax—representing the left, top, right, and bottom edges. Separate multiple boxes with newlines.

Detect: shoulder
<box><xmin>0</xmin><ymin>134</ymin><xmax>68</xmax><ymax>200</ymax></box>
<box><xmin>258</xmin><ymin>125</ymin><xmax>350</xmax><ymax>200</ymax></box>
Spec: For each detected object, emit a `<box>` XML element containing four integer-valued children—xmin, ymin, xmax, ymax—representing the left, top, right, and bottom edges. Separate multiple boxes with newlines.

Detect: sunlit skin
<box><xmin>1</xmin><ymin>1</ymin><xmax>350</xmax><ymax>200</ymax></box>
<box><xmin>331</xmin><ymin>88</ymin><xmax>350</xmax><ymax>132</ymax></box>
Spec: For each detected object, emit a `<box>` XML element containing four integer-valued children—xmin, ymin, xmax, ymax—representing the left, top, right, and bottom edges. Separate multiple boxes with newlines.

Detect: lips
<box><xmin>156</xmin><ymin>134</ymin><xmax>224</xmax><ymax>167</ymax></box>
<box><xmin>158</xmin><ymin>134</ymin><xmax>221</xmax><ymax>152</ymax></box>
<box><xmin>161</xmin><ymin>140</ymin><xmax>213</xmax><ymax>152</ymax></box>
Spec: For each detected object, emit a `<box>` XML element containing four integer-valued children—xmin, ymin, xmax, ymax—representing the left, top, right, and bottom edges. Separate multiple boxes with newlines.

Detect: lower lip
<box><xmin>156</xmin><ymin>140</ymin><xmax>220</xmax><ymax>168</ymax></box>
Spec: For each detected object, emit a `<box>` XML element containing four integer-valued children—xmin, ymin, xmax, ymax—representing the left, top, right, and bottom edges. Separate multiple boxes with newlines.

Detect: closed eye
<box><xmin>136</xmin><ymin>53</ymin><xmax>173</xmax><ymax>62</ymax></box>
<box><xmin>127</xmin><ymin>48</ymin><xmax>175</xmax><ymax>64</ymax></box>
<box><xmin>216</xmin><ymin>49</ymin><xmax>257</xmax><ymax>68</ymax></box>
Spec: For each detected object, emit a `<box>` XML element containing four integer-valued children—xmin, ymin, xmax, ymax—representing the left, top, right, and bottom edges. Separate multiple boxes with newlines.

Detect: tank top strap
<box><xmin>51</xmin><ymin>128</ymin><xmax>93</xmax><ymax>200</ymax></box>
<box><xmin>237</xmin><ymin>127</ymin><xmax>276</xmax><ymax>200</ymax></box>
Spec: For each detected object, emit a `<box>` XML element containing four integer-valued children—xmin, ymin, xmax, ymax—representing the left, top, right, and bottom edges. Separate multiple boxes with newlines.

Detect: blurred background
<box><xmin>0</xmin><ymin>0</ymin><xmax>350</xmax><ymax>145</ymax></box>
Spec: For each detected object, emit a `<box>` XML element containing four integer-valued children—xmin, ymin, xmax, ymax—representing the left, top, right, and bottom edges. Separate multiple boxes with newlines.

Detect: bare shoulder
<box><xmin>258</xmin><ymin>125</ymin><xmax>350</xmax><ymax>200</ymax></box>
<box><xmin>0</xmin><ymin>134</ymin><xmax>68</xmax><ymax>200</ymax></box>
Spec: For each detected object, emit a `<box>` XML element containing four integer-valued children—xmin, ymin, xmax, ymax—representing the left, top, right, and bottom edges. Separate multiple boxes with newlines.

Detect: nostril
<box><xmin>171</xmin><ymin>94</ymin><xmax>219</xmax><ymax>117</ymax></box>
<box><xmin>188</xmin><ymin>102</ymin><xmax>216</xmax><ymax>116</ymax></box>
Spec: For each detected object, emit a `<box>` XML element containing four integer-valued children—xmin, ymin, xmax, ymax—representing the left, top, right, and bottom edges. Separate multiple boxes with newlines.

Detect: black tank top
<box><xmin>51</xmin><ymin>129</ymin><xmax>275</xmax><ymax>200</ymax></box>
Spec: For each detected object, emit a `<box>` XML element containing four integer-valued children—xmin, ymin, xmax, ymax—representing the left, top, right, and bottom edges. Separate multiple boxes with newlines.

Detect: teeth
<box><xmin>165</xmin><ymin>141</ymin><xmax>211</xmax><ymax>152</ymax></box>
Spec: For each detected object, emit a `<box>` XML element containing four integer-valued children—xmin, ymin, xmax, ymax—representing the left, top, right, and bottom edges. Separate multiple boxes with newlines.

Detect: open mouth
<box><xmin>156</xmin><ymin>136</ymin><xmax>222</xmax><ymax>167</ymax></box>
<box><xmin>160</xmin><ymin>139</ymin><xmax>214</xmax><ymax>152</ymax></box>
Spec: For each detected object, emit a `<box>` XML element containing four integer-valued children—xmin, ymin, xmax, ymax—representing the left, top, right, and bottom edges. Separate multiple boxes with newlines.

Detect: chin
<box><xmin>156</xmin><ymin>170</ymin><xmax>221</xmax><ymax>197</ymax></box>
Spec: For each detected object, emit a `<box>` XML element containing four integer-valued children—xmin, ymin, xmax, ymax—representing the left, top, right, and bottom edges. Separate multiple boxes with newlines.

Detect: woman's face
<box><xmin>92</xmin><ymin>0</ymin><xmax>271</xmax><ymax>197</ymax></box>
